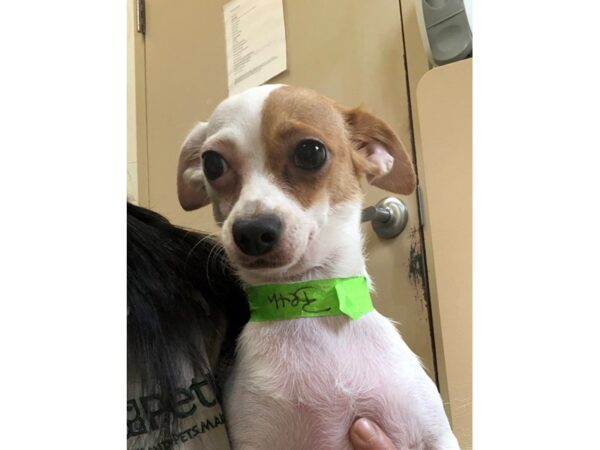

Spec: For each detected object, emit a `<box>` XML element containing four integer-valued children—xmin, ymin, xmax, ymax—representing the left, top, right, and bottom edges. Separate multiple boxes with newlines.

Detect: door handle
<box><xmin>361</xmin><ymin>197</ymin><xmax>409</xmax><ymax>239</ymax></box>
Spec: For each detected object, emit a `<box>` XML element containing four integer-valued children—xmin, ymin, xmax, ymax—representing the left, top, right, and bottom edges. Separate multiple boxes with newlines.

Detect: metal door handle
<box><xmin>361</xmin><ymin>197</ymin><xmax>409</xmax><ymax>239</ymax></box>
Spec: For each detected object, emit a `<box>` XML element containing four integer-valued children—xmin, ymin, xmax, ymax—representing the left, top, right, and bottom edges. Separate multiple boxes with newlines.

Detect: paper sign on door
<box><xmin>223</xmin><ymin>0</ymin><xmax>287</xmax><ymax>96</ymax></box>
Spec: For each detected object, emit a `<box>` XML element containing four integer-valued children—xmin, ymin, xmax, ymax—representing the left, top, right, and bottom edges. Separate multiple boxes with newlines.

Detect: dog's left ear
<box><xmin>177</xmin><ymin>122</ymin><xmax>211</xmax><ymax>211</ymax></box>
<box><xmin>343</xmin><ymin>107</ymin><xmax>416</xmax><ymax>195</ymax></box>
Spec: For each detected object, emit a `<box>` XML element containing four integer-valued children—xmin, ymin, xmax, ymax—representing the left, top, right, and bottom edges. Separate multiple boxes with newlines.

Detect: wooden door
<box><xmin>415</xmin><ymin>59</ymin><xmax>472</xmax><ymax>448</ymax></box>
<box><xmin>138</xmin><ymin>0</ymin><xmax>437</xmax><ymax>379</ymax></box>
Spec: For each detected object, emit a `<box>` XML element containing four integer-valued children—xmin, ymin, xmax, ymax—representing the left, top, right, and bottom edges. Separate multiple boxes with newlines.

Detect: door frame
<box><xmin>127</xmin><ymin>0</ymin><xmax>149</xmax><ymax>207</ymax></box>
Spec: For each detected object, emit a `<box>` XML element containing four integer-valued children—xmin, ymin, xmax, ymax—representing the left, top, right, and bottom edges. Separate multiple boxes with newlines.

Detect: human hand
<box><xmin>349</xmin><ymin>418</ymin><xmax>398</xmax><ymax>450</ymax></box>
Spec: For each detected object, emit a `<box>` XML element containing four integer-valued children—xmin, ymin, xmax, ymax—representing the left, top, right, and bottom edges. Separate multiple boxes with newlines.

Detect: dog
<box><xmin>127</xmin><ymin>202</ymin><xmax>249</xmax><ymax>448</ymax></box>
<box><xmin>177</xmin><ymin>84</ymin><xmax>459</xmax><ymax>450</ymax></box>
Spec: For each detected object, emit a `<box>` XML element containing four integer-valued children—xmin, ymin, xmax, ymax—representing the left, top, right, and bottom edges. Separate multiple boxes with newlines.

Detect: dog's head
<box><xmin>178</xmin><ymin>85</ymin><xmax>415</xmax><ymax>282</ymax></box>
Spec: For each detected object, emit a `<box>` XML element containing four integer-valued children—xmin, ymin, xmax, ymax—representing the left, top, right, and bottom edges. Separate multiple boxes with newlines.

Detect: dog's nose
<box><xmin>232</xmin><ymin>214</ymin><xmax>282</xmax><ymax>256</ymax></box>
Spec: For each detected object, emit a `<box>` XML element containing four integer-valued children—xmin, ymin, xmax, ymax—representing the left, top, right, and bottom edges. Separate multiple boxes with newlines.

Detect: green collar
<box><xmin>246</xmin><ymin>276</ymin><xmax>374</xmax><ymax>322</ymax></box>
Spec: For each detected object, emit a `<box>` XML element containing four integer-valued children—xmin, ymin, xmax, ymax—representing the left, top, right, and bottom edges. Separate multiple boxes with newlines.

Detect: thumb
<box><xmin>350</xmin><ymin>418</ymin><xmax>397</xmax><ymax>450</ymax></box>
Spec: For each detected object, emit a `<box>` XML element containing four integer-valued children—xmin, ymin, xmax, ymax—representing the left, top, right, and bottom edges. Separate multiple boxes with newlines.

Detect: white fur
<box><xmin>226</xmin><ymin>313</ymin><xmax>458</xmax><ymax>450</ymax></box>
<box><xmin>205</xmin><ymin>83</ymin><xmax>282</xmax><ymax>164</ymax></box>
<box><xmin>184</xmin><ymin>85</ymin><xmax>459</xmax><ymax>449</ymax></box>
<box><xmin>223</xmin><ymin>198</ymin><xmax>459</xmax><ymax>449</ymax></box>
<box><xmin>366</xmin><ymin>142</ymin><xmax>395</xmax><ymax>180</ymax></box>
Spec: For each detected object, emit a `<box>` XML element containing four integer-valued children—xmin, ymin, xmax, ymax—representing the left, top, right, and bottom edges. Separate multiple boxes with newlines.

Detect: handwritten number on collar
<box><xmin>267</xmin><ymin>286</ymin><xmax>332</xmax><ymax>314</ymax></box>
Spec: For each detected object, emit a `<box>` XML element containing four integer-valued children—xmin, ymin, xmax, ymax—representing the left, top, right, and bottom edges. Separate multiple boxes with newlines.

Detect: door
<box><xmin>415</xmin><ymin>59</ymin><xmax>472</xmax><ymax>448</ymax></box>
<box><xmin>138</xmin><ymin>0</ymin><xmax>437</xmax><ymax>380</ymax></box>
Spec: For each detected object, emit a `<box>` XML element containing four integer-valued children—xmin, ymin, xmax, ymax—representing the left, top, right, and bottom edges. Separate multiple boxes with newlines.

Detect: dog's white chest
<box><xmin>224</xmin><ymin>311</ymin><xmax>456</xmax><ymax>450</ymax></box>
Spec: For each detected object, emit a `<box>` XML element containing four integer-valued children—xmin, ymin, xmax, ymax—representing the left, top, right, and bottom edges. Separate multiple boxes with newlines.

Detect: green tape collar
<box><xmin>247</xmin><ymin>276</ymin><xmax>374</xmax><ymax>322</ymax></box>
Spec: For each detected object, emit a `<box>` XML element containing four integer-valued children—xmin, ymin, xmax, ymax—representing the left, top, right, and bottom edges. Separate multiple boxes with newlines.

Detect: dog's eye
<box><xmin>293</xmin><ymin>139</ymin><xmax>327</xmax><ymax>170</ymax></box>
<box><xmin>202</xmin><ymin>151</ymin><xmax>228</xmax><ymax>181</ymax></box>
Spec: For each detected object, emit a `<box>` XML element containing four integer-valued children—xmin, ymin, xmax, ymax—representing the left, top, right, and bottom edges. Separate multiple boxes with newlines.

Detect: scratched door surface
<box><xmin>139</xmin><ymin>0</ymin><xmax>436</xmax><ymax>378</ymax></box>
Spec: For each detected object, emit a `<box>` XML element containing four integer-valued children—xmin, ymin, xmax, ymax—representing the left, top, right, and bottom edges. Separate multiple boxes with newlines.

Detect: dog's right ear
<box><xmin>177</xmin><ymin>122</ymin><xmax>211</xmax><ymax>211</ymax></box>
<box><xmin>342</xmin><ymin>107</ymin><xmax>416</xmax><ymax>195</ymax></box>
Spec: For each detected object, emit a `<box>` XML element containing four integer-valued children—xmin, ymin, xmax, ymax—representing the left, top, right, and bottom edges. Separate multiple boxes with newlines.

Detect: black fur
<box><xmin>127</xmin><ymin>202</ymin><xmax>249</xmax><ymax>439</ymax></box>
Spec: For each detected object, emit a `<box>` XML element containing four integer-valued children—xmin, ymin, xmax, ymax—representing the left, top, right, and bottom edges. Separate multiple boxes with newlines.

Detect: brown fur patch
<box><xmin>261</xmin><ymin>86</ymin><xmax>363</xmax><ymax>208</ymax></box>
<box><xmin>178</xmin><ymin>127</ymin><xmax>211</xmax><ymax>211</ymax></box>
<box><xmin>342</xmin><ymin>107</ymin><xmax>416</xmax><ymax>195</ymax></box>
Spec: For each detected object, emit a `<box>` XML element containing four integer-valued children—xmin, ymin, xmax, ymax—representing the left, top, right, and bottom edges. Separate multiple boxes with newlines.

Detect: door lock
<box><xmin>361</xmin><ymin>197</ymin><xmax>409</xmax><ymax>239</ymax></box>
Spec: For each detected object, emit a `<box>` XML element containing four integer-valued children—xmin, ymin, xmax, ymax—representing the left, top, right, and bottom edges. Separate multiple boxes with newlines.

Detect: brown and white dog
<box><xmin>177</xmin><ymin>85</ymin><xmax>459</xmax><ymax>450</ymax></box>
